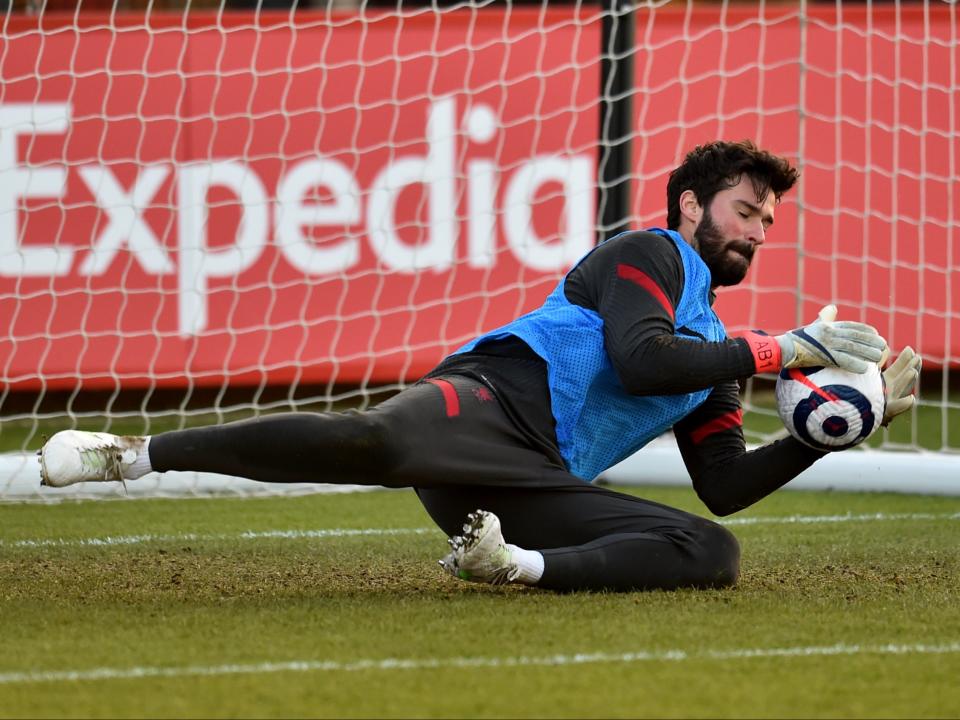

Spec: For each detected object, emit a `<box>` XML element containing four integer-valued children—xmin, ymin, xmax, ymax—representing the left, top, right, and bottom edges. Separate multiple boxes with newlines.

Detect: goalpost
<box><xmin>0</xmin><ymin>0</ymin><xmax>957</xmax><ymax>500</ymax></box>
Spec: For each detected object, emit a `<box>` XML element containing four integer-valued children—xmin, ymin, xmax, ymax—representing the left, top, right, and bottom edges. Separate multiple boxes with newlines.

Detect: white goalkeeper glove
<box><xmin>776</xmin><ymin>304</ymin><xmax>888</xmax><ymax>374</ymax></box>
<box><xmin>881</xmin><ymin>346</ymin><xmax>922</xmax><ymax>427</ymax></box>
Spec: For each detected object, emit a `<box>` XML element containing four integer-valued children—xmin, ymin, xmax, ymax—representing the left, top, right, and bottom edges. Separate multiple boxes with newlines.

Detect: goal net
<box><xmin>1</xmin><ymin>0</ymin><xmax>957</xmax><ymax>500</ymax></box>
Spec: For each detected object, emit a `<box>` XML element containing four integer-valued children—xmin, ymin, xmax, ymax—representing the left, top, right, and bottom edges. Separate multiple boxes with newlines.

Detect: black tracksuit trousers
<box><xmin>149</xmin><ymin>375</ymin><xmax>740</xmax><ymax>592</ymax></box>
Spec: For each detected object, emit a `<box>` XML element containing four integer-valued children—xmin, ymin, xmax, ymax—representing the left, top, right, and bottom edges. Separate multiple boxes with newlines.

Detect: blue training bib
<box><xmin>456</xmin><ymin>228</ymin><xmax>727</xmax><ymax>480</ymax></box>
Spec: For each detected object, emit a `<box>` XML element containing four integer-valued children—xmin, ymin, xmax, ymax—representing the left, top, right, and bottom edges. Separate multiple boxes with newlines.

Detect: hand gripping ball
<box><xmin>775</xmin><ymin>364</ymin><xmax>886</xmax><ymax>451</ymax></box>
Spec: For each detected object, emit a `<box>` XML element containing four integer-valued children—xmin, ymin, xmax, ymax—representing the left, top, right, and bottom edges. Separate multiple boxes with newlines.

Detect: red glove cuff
<box><xmin>739</xmin><ymin>330</ymin><xmax>782</xmax><ymax>374</ymax></box>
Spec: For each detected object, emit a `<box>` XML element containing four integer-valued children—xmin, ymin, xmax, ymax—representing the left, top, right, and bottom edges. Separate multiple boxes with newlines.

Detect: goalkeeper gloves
<box><xmin>881</xmin><ymin>346</ymin><xmax>922</xmax><ymax>427</ymax></box>
<box><xmin>776</xmin><ymin>304</ymin><xmax>888</xmax><ymax>374</ymax></box>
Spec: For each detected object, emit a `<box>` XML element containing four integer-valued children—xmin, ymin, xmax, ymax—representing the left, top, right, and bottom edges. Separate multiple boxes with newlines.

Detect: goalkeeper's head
<box><xmin>665</xmin><ymin>140</ymin><xmax>800</xmax><ymax>287</ymax></box>
<box><xmin>666</xmin><ymin>140</ymin><xmax>799</xmax><ymax>231</ymax></box>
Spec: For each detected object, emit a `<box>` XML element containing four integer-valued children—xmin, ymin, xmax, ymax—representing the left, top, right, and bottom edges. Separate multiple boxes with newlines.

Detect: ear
<box><xmin>679</xmin><ymin>189</ymin><xmax>702</xmax><ymax>225</ymax></box>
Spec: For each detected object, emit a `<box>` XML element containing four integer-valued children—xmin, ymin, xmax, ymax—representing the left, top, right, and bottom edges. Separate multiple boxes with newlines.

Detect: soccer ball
<box><xmin>775</xmin><ymin>364</ymin><xmax>886</xmax><ymax>451</ymax></box>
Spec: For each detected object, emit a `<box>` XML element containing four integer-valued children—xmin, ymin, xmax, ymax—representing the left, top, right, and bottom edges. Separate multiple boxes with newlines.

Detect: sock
<box><xmin>506</xmin><ymin>544</ymin><xmax>545</xmax><ymax>585</ymax></box>
<box><xmin>125</xmin><ymin>436</ymin><xmax>154</xmax><ymax>479</ymax></box>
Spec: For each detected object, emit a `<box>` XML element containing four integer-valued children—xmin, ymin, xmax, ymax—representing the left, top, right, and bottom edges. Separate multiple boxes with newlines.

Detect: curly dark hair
<box><xmin>665</xmin><ymin>140</ymin><xmax>799</xmax><ymax>229</ymax></box>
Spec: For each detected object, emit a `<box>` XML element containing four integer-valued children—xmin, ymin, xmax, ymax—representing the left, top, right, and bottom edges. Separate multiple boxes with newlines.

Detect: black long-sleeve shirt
<box><xmin>430</xmin><ymin>230</ymin><xmax>825</xmax><ymax>515</ymax></box>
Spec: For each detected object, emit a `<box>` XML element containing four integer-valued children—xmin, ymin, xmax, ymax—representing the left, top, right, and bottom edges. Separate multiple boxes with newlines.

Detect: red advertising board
<box><xmin>1</xmin><ymin>8</ymin><xmax>602</xmax><ymax>389</ymax></box>
<box><xmin>0</xmin><ymin>5</ymin><xmax>956</xmax><ymax>393</ymax></box>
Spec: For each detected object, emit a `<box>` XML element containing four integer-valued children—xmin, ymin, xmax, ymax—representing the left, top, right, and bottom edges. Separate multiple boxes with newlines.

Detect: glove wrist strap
<box><xmin>740</xmin><ymin>331</ymin><xmax>782</xmax><ymax>374</ymax></box>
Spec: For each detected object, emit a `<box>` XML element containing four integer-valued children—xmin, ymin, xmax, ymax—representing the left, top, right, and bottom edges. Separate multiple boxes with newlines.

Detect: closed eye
<box><xmin>736</xmin><ymin>201</ymin><xmax>774</xmax><ymax>228</ymax></box>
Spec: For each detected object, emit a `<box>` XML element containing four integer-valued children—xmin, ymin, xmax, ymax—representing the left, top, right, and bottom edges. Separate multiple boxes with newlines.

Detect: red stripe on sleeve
<box><xmin>689</xmin><ymin>409</ymin><xmax>743</xmax><ymax>444</ymax></box>
<box><xmin>616</xmin><ymin>263</ymin><xmax>675</xmax><ymax>321</ymax></box>
<box><xmin>738</xmin><ymin>330</ymin><xmax>782</xmax><ymax>374</ymax></box>
<box><xmin>425</xmin><ymin>378</ymin><xmax>461</xmax><ymax>418</ymax></box>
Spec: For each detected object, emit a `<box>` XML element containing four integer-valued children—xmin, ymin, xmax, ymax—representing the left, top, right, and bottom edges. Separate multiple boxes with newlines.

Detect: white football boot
<box><xmin>439</xmin><ymin>509</ymin><xmax>520</xmax><ymax>585</ymax></box>
<box><xmin>39</xmin><ymin>430</ymin><xmax>147</xmax><ymax>487</ymax></box>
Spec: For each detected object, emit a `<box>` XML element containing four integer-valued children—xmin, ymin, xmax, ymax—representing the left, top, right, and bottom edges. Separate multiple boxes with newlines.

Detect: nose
<box><xmin>745</xmin><ymin>219</ymin><xmax>765</xmax><ymax>246</ymax></box>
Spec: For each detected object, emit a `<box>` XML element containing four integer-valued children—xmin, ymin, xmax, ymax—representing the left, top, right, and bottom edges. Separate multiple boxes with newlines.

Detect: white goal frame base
<box><xmin>0</xmin><ymin>454</ymin><xmax>374</xmax><ymax>503</ymax></box>
<box><xmin>3</xmin><ymin>441</ymin><xmax>959</xmax><ymax>502</ymax></box>
<box><xmin>603</xmin><ymin>438</ymin><xmax>960</xmax><ymax>497</ymax></box>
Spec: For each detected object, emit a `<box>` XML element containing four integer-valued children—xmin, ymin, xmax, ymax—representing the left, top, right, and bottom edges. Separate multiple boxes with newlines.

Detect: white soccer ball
<box><xmin>775</xmin><ymin>364</ymin><xmax>886</xmax><ymax>451</ymax></box>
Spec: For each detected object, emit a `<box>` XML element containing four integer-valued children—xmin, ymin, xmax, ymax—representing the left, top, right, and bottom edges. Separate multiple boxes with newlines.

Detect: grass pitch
<box><xmin>1</xmin><ymin>485</ymin><xmax>959</xmax><ymax>718</ymax></box>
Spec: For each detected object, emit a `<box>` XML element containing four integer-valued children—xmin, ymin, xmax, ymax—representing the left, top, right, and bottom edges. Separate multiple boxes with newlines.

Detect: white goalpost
<box><xmin>0</xmin><ymin>0</ymin><xmax>957</xmax><ymax>501</ymax></box>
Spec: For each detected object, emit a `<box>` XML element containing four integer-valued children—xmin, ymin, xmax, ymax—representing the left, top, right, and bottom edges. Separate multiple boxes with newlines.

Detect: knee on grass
<box><xmin>688</xmin><ymin>519</ymin><xmax>741</xmax><ymax>589</ymax></box>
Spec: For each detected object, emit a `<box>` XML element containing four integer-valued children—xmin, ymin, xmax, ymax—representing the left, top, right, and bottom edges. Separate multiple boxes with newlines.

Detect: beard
<box><xmin>694</xmin><ymin>210</ymin><xmax>756</xmax><ymax>287</ymax></box>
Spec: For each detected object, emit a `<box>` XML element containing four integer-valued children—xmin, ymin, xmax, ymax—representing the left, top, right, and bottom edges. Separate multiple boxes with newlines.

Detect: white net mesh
<box><xmin>1</xmin><ymin>0</ymin><xmax>957</xmax><ymax>499</ymax></box>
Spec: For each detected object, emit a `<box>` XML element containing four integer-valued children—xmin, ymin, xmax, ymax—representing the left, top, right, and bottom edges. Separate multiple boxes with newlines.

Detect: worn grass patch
<box><xmin>1</xmin><ymin>486</ymin><xmax>959</xmax><ymax>718</ymax></box>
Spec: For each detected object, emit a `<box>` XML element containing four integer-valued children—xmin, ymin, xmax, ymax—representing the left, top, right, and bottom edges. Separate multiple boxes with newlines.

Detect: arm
<box><xmin>673</xmin><ymin>381</ymin><xmax>826</xmax><ymax>516</ymax></box>
<box><xmin>674</xmin><ymin>346</ymin><xmax>922</xmax><ymax>516</ymax></box>
<box><xmin>565</xmin><ymin>232</ymin><xmax>762</xmax><ymax>396</ymax></box>
<box><xmin>565</xmin><ymin>232</ymin><xmax>887</xmax><ymax>396</ymax></box>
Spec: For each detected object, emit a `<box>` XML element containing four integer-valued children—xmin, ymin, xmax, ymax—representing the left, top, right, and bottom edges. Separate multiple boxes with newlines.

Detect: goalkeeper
<box><xmin>38</xmin><ymin>140</ymin><xmax>921</xmax><ymax>593</ymax></box>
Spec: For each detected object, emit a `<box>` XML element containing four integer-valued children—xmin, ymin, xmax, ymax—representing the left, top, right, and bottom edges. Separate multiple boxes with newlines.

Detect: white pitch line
<box><xmin>720</xmin><ymin>511</ymin><xmax>960</xmax><ymax>526</ymax></box>
<box><xmin>1</xmin><ymin>641</ymin><xmax>958</xmax><ymax>686</ymax></box>
<box><xmin>2</xmin><ymin>527</ymin><xmax>437</xmax><ymax>549</ymax></box>
<box><xmin>2</xmin><ymin>511</ymin><xmax>959</xmax><ymax>549</ymax></box>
